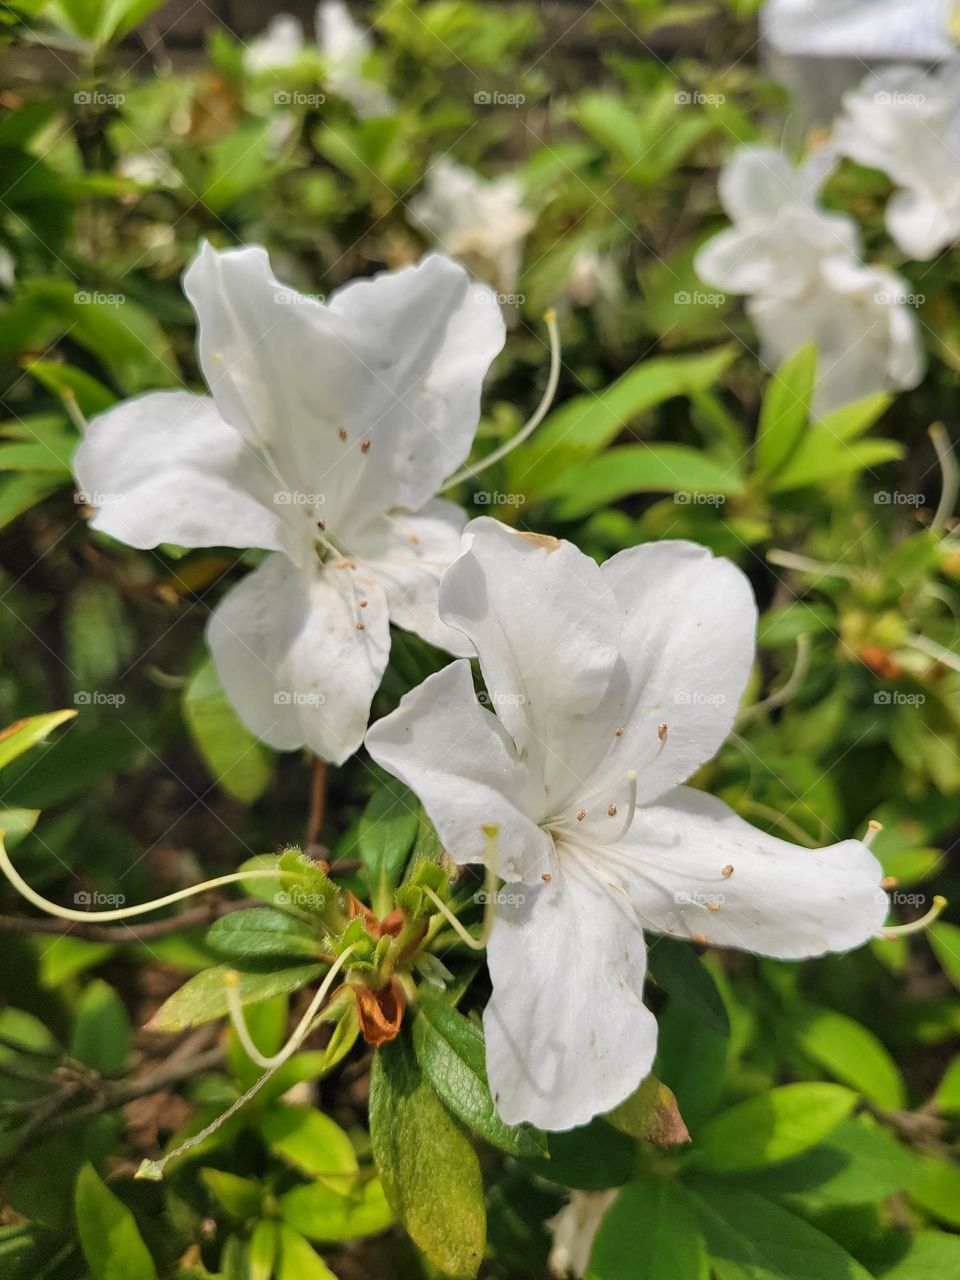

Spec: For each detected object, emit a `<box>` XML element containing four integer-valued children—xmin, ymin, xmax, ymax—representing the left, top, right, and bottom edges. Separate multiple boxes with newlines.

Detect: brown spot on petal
<box><xmin>518</xmin><ymin>531</ymin><xmax>561</xmax><ymax>552</ymax></box>
<box><xmin>354</xmin><ymin>977</ymin><xmax>406</xmax><ymax>1046</ymax></box>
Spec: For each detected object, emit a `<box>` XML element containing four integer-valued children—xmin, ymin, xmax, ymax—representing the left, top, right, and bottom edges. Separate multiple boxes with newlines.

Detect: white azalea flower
<box><xmin>695</xmin><ymin>146</ymin><xmax>924</xmax><ymax>414</ymax></box>
<box><xmin>834</xmin><ymin>64</ymin><xmax>960</xmax><ymax>260</ymax></box>
<box><xmin>74</xmin><ymin>244</ymin><xmax>505</xmax><ymax>765</ymax></box>
<box><xmin>567</xmin><ymin>248</ymin><xmax>621</xmax><ymax>309</ymax></box>
<box><xmin>760</xmin><ymin>0</ymin><xmax>958</xmax><ymax>122</ymax></box>
<box><xmin>547</xmin><ymin>1190</ymin><xmax>619</xmax><ymax>1278</ymax></box>
<box><xmin>243</xmin><ymin>14</ymin><xmax>305</xmax><ymax>74</ymax></box>
<box><xmin>410</xmin><ymin>158</ymin><xmax>535</xmax><ymax>298</ymax></box>
<box><xmin>365</xmin><ymin>518</ymin><xmax>888</xmax><ymax>1130</ymax></box>
<box><xmin>316</xmin><ymin>0</ymin><xmax>395</xmax><ymax>118</ymax></box>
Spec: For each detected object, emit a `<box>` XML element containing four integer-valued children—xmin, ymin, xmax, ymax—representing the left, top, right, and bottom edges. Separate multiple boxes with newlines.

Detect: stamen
<box><xmin>739</xmin><ymin>634</ymin><xmax>810</xmax><ymax>725</ymax></box>
<box><xmin>541</xmin><ymin>873</ymin><xmax>552</xmax><ymax>882</ymax></box>
<box><xmin>316</xmin><ymin>517</ymin><xmax>326</xmax><ymax>531</ymax></box>
<box><xmin>721</xmin><ymin>864</ymin><xmax>734</xmax><ymax>878</ymax></box>
<box><xmin>576</xmin><ymin>808</ymin><xmax>587</xmax><ymax>822</ymax></box>
<box><xmin>904</xmin><ymin>633</ymin><xmax>960</xmax><ymax>676</ymax></box>
<box><xmin>607</xmin><ymin>804</ymin><xmax>617</xmax><ymax>817</ymax></box>
<box><xmin>655</xmin><ymin>723</ymin><xmax>668</xmax><ymax>758</ymax></box>
<box><xmin>691</xmin><ymin>932</ymin><xmax>708</xmax><ymax>945</ymax></box>
<box><xmin>422</xmin><ymin>825</ymin><xmax>500</xmax><ymax>952</ymax></box>
<box><xmin>880</xmin><ymin>875</ymin><xmax>898</xmax><ymax>890</ymax></box>
<box><xmin>929</xmin><ymin>422</ymin><xmax>957</xmax><ymax>535</ymax></box>
<box><xmin>707</xmin><ymin>902</ymin><xmax>720</xmax><ymax>913</ymax></box>
<box><xmin>356</xmin><ymin>621</ymin><xmax>365</xmax><ymax>631</ymax></box>
<box><xmin>767</xmin><ymin>549</ymin><xmax>858</xmax><ymax>581</ymax></box>
<box><xmin>615</xmin><ymin>727</ymin><xmax>624</xmax><ymax>738</ymax></box>
<box><xmin>360</xmin><ymin>438</ymin><xmax>371</xmax><ymax>454</ymax></box>
<box><xmin>338</xmin><ymin>427</ymin><xmax>348</xmax><ymax>441</ymax></box>
<box><xmin>440</xmin><ymin>308</ymin><xmax>561</xmax><ymax>491</ymax></box>
<box><xmin>863</xmin><ymin>819</ymin><xmax>882</xmax><ymax>848</ymax></box>
<box><xmin>608</xmin><ymin>770</ymin><xmax>638</xmax><ymax>843</ymax></box>
<box><xmin>137</xmin><ymin>944</ymin><xmax>358</xmax><ymax>1180</ymax></box>
<box><xmin>879</xmin><ymin>895</ymin><xmax>947</xmax><ymax>939</ymax></box>
<box><xmin>0</xmin><ymin>836</ymin><xmax>297</xmax><ymax>924</ymax></box>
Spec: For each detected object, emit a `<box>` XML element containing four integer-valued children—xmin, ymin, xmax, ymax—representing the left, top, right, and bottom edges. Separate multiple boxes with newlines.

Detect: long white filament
<box><xmin>422</xmin><ymin>824</ymin><xmax>500</xmax><ymax>951</ymax></box>
<box><xmin>441</xmin><ymin>310</ymin><xmax>561</xmax><ymax>492</ymax></box>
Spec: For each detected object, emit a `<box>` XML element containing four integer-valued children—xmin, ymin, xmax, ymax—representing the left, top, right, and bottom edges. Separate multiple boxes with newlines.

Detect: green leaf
<box><xmin>27</xmin><ymin>360</ymin><xmax>115</xmax><ymax>417</ymax></box>
<box><xmin>692</xmin><ymin>1084</ymin><xmax>858</xmax><ymax>1173</ymax></box>
<box><xmin>412</xmin><ymin>993</ymin><xmax>547</xmax><ymax>1157</ymax></box>
<box><xmin>74</xmin><ymin>1164</ymin><xmax>157</xmax><ymax>1280</ymax></box>
<box><xmin>867</xmin><ymin>1231</ymin><xmax>960</xmax><ymax>1278</ymax></box>
<box><xmin>929</xmin><ymin>922</ymin><xmax>960</xmax><ymax>991</ymax></box>
<box><xmin>933</xmin><ymin>1056</ymin><xmax>960</xmax><ymax>1112</ymax></box>
<box><xmin>606</xmin><ymin>1075</ymin><xmax>691</xmax><ymax>1146</ymax></box>
<box><xmin>280</xmin><ymin>1177</ymin><xmax>393</xmax><ymax>1243</ymax></box>
<box><xmin>148</xmin><ymin>962</ymin><xmax>323</xmax><ymax>1032</ymax></box>
<box><xmin>909</xmin><ymin>1156</ymin><xmax>960</xmax><ymax>1227</ymax></box>
<box><xmin>0</xmin><ymin>710</ymin><xmax>75</xmax><ymax>770</ymax></box>
<box><xmin>275</xmin><ymin>1224</ymin><xmax>338</xmax><ymax>1280</ymax></box>
<box><xmin>770</xmin><ymin>435</ymin><xmax>903</xmax><ymax>492</ymax></box>
<box><xmin>358</xmin><ymin>778</ymin><xmax>419</xmax><ymax>916</ymax></box>
<box><xmin>207</xmin><ymin>908</ymin><xmax>324</xmax><ymax>962</ymax></box>
<box><xmin>183</xmin><ymin>659</ymin><xmax>273</xmax><ymax>804</ymax></box>
<box><xmin>249</xmin><ymin>1219</ymin><xmax>278</xmax><ymax>1280</ymax></box>
<box><xmin>370</xmin><ymin>1034</ymin><xmax>486</xmax><ymax>1277</ymax></box>
<box><xmin>754</xmin><ymin>345</ymin><xmax>816</xmax><ymax>479</ymax></box>
<box><xmin>647</xmin><ymin>937</ymin><xmax>729</xmax><ymax>1036</ymax></box>
<box><xmin>70</xmin><ymin>980</ymin><xmax>131</xmax><ymax>1075</ymax></box>
<box><xmin>791</xmin><ymin>1003</ymin><xmax>905</xmax><ymax>1108</ymax></box>
<box><xmin>685</xmin><ymin>1178</ymin><xmax>873</xmax><ymax>1279</ymax></box>
<box><xmin>259</xmin><ymin>1103</ymin><xmax>359</xmax><ymax>1191</ymax></box>
<box><xmin>0</xmin><ymin>472</ymin><xmax>65</xmax><ymax>530</ymax></box>
<box><xmin>548</xmin><ymin>445</ymin><xmax>744</xmax><ymax>518</ymax></box>
<box><xmin>587</xmin><ymin>1177</ymin><xmax>708</xmax><ymax>1280</ymax></box>
<box><xmin>201</xmin><ymin>1169</ymin><xmax>264</xmax><ymax>1221</ymax></box>
<box><xmin>522</xmin><ymin>1117</ymin><xmax>637</xmax><ymax>1191</ymax></box>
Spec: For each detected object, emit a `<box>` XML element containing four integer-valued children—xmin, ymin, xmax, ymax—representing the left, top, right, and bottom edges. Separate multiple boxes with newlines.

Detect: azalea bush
<box><xmin>1</xmin><ymin>1</ymin><xmax>960</xmax><ymax>1278</ymax></box>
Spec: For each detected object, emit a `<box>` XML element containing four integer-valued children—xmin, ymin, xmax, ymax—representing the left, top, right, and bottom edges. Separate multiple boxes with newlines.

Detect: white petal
<box><xmin>886</xmin><ymin>188</ymin><xmax>959</xmax><ymax>261</ymax></box>
<box><xmin>438</xmin><ymin>519</ymin><xmax>620</xmax><ymax>770</ymax></box>
<box><xmin>73</xmin><ymin>391</ymin><xmax>301</xmax><ymax>559</ymax></box>
<box><xmin>351</xmin><ymin>499</ymin><xmax>472</xmax><ymax>655</ymax></box>
<box><xmin>207</xmin><ymin>553</ymin><xmax>390</xmax><ymax>765</ymax></box>
<box><xmin>483</xmin><ymin>856</ymin><xmax>657</xmax><ymax>1129</ymax></box>
<box><xmin>244</xmin><ymin>14</ymin><xmax>304</xmax><ymax>72</ymax></box>
<box><xmin>326</xmin><ymin>254</ymin><xmax>505</xmax><ymax>517</ymax></box>
<box><xmin>618</xmin><ymin>786</ymin><xmax>887</xmax><ymax>959</ymax></box>
<box><xmin>364</xmin><ymin>659</ymin><xmax>552</xmax><ymax>882</ymax></box>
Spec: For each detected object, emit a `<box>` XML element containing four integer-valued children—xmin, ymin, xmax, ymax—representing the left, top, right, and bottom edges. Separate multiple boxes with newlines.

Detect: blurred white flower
<box><xmin>567</xmin><ymin>247</ymin><xmax>621</xmax><ymax>309</ymax></box>
<box><xmin>366</xmin><ymin>519</ymin><xmax>887</xmax><ymax>1130</ymax></box>
<box><xmin>243</xmin><ymin>14</ymin><xmax>305</xmax><ymax>74</ymax></box>
<box><xmin>317</xmin><ymin>0</ymin><xmax>395</xmax><ymax>118</ymax></box>
<box><xmin>74</xmin><ymin>245</ymin><xmax>504</xmax><ymax>764</ymax></box>
<box><xmin>760</xmin><ymin>0</ymin><xmax>958</xmax><ymax>122</ymax></box>
<box><xmin>116</xmin><ymin>151</ymin><xmax>183</xmax><ymax>188</ymax></box>
<box><xmin>547</xmin><ymin>1190</ymin><xmax>619</xmax><ymax>1278</ymax></box>
<box><xmin>833</xmin><ymin>64</ymin><xmax>960</xmax><ymax>260</ymax></box>
<box><xmin>0</xmin><ymin>247</ymin><xmax>14</xmax><ymax>291</ymax></box>
<box><xmin>695</xmin><ymin>146</ymin><xmax>924</xmax><ymax>413</ymax></box>
<box><xmin>410</xmin><ymin>158</ymin><xmax>535</xmax><ymax>297</ymax></box>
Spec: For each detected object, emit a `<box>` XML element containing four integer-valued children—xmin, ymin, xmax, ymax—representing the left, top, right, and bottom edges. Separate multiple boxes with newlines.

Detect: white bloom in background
<box><xmin>567</xmin><ymin>247</ymin><xmax>621</xmax><ymax>309</ymax></box>
<box><xmin>317</xmin><ymin>0</ymin><xmax>394</xmax><ymax>118</ymax></box>
<box><xmin>410</xmin><ymin>158</ymin><xmax>535</xmax><ymax>297</ymax></box>
<box><xmin>244</xmin><ymin>14</ymin><xmax>305</xmax><ymax>74</ymax></box>
<box><xmin>366</xmin><ymin>518</ymin><xmax>887</xmax><ymax>1130</ymax></box>
<box><xmin>760</xmin><ymin>0</ymin><xmax>958</xmax><ymax>123</ymax></box>
<box><xmin>834</xmin><ymin>64</ymin><xmax>960</xmax><ymax>260</ymax></box>
<box><xmin>74</xmin><ymin>245</ymin><xmax>505</xmax><ymax>765</ymax></box>
<box><xmin>547</xmin><ymin>1190</ymin><xmax>619</xmax><ymax>1278</ymax></box>
<box><xmin>695</xmin><ymin>146</ymin><xmax>924</xmax><ymax>414</ymax></box>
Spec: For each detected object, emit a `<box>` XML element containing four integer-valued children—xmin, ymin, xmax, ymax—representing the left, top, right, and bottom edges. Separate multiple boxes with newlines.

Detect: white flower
<box><xmin>365</xmin><ymin>519</ymin><xmax>887</xmax><ymax>1130</ymax></box>
<box><xmin>695</xmin><ymin>146</ymin><xmax>924</xmax><ymax>414</ymax></box>
<box><xmin>410</xmin><ymin>158</ymin><xmax>535</xmax><ymax>297</ymax></box>
<box><xmin>73</xmin><ymin>244</ymin><xmax>505</xmax><ymax>765</ymax></box>
<box><xmin>316</xmin><ymin>0</ymin><xmax>394</xmax><ymax>118</ymax></box>
<box><xmin>834</xmin><ymin>64</ymin><xmax>960</xmax><ymax>260</ymax></box>
<box><xmin>567</xmin><ymin>248</ymin><xmax>621</xmax><ymax>309</ymax></box>
<box><xmin>243</xmin><ymin>14</ymin><xmax>305</xmax><ymax>74</ymax></box>
<box><xmin>547</xmin><ymin>1190</ymin><xmax>619</xmax><ymax>1278</ymax></box>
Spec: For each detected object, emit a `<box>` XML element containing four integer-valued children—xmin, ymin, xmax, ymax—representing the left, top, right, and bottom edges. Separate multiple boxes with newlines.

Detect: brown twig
<box><xmin>0</xmin><ymin>896</ymin><xmax>257</xmax><ymax>942</ymax></box>
<box><xmin>305</xmin><ymin>755</ymin><xmax>328</xmax><ymax>855</ymax></box>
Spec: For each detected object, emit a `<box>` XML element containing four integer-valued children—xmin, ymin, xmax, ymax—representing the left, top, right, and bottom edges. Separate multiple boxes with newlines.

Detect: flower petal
<box><xmin>364</xmin><ymin>658</ymin><xmax>552</xmax><ymax>881</ymax></box>
<box><xmin>352</xmin><ymin>499</ymin><xmax>473</xmax><ymax>655</ymax></box>
<box><xmin>207</xmin><ymin>552</ymin><xmax>390</xmax><ymax>764</ymax></box>
<box><xmin>483</xmin><ymin>857</ymin><xmax>657</xmax><ymax>1129</ymax></box>
<box><xmin>73</xmin><ymin>391</ymin><xmax>301</xmax><ymax>559</ymax></box>
<box><xmin>438</xmin><ymin>518</ymin><xmax>620</xmax><ymax>773</ymax></box>
<box><xmin>617</xmin><ymin>786</ymin><xmax>887</xmax><ymax>959</ymax></box>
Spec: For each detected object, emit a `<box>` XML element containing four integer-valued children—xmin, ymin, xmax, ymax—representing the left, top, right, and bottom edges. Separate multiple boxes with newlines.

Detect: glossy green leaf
<box><xmin>0</xmin><ymin>711</ymin><xmax>75</xmax><ymax>770</ymax></box>
<box><xmin>207</xmin><ymin>908</ymin><xmax>323</xmax><ymax>962</ymax></box>
<box><xmin>754</xmin><ymin>344</ymin><xmax>816</xmax><ymax>479</ymax></box>
<box><xmin>791</xmin><ymin>1003</ymin><xmax>905</xmax><ymax>1108</ymax></box>
<box><xmin>280</xmin><ymin>1177</ymin><xmax>393</xmax><ymax>1243</ymax></box>
<box><xmin>201</xmin><ymin>1169</ymin><xmax>264</xmax><ymax>1221</ymax></box>
<box><xmin>547</xmin><ymin>445</ymin><xmax>744</xmax><ymax>518</ymax></box>
<box><xmin>587</xmin><ymin>1177</ymin><xmax>708</xmax><ymax>1280</ymax></box>
<box><xmin>148</xmin><ymin>962</ymin><xmax>323</xmax><ymax>1032</ymax></box>
<box><xmin>183</xmin><ymin>659</ymin><xmax>272</xmax><ymax>804</ymax></box>
<box><xmin>692</xmin><ymin>1084</ymin><xmax>857</xmax><ymax>1173</ymax></box>
<box><xmin>70</xmin><ymin>980</ymin><xmax>131</xmax><ymax>1075</ymax></box>
<box><xmin>259</xmin><ymin>1103</ymin><xmax>359</xmax><ymax>1191</ymax></box>
<box><xmin>358</xmin><ymin>778</ymin><xmax>419</xmax><ymax>916</ymax></box>
<box><xmin>274</xmin><ymin>1223</ymin><xmax>338</xmax><ymax>1279</ymax></box>
<box><xmin>647</xmin><ymin>936</ymin><xmax>729</xmax><ymax>1036</ymax></box>
<box><xmin>75</xmin><ymin>1164</ymin><xmax>157</xmax><ymax>1280</ymax></box>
